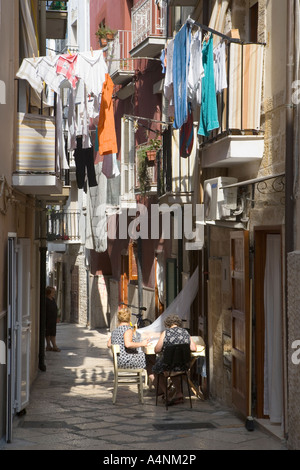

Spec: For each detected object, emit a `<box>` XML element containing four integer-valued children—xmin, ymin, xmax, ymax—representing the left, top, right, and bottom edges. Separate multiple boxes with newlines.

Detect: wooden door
<box><xmin>230</xmin><ymin>230</ymin><xmax>250</xmax><ymax>417</ymax></box>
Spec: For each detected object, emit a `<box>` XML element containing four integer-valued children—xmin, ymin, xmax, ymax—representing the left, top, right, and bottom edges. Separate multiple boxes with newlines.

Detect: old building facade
<box><xmin>1</xmin><ymin>0</ymin><xmax>300</xmax><ymax>450</ymax></box>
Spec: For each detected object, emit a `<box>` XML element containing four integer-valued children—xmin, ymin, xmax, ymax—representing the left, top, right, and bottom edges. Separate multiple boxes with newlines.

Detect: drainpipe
<box><xmin>285</xmin><ymin>0</ymin><xmax>295</xmax><ymax>436</ymax></box>
<box><xmin>286</xmin><ymin>0</ymin><xmax>295</xmax><ymax>255</ymax></box>
<box><xmin>137</xmin><ymin>237</ymin><xmax>143</xmax><ymax>315</ymax></box>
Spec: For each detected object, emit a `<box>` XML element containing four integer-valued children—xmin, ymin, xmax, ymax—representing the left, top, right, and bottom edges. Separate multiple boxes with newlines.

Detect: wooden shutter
<box><xmin>121</xmin><ymin>255</ymin><xmax>129</xmax><ymax>304</ymax></box>
<box><xmin>230</xmin><ymin>230</ymin><xmax>250</xmax><ymax>417</ymax></box>
<box><xmin>129</xmin><ymin>241</ymin><xmax>138</xmax><ymax>281</ymax></box>
<box><xmin>121</xmin><ymin>117</ymin><xmax>135</xmax><ymax>205</ymax></box>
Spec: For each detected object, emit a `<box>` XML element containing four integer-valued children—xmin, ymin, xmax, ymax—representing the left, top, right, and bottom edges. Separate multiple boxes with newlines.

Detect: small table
<box><xmin>189</xmin><ymin>338</ymin><xmax>205</xmax><ymax>400</ymax></box>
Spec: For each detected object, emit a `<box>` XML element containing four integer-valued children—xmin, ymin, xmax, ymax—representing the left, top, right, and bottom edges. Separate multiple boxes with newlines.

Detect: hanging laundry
<box><xmin>37</xmin><ymin>54</ymin><xmax>66</xmax><ymax>94</ymax></box>
<box><xmin>76</xmin><ymin>50</ymin><xmax>107</xmax><ymax>98</ymax></box>
<box><xmin>16</xmin><ymin>57</ymin><xmax>44</xmax><ymax>93</ymax></box>
<box><xmin>67</xmin><ymin>88</ymin><xmax>77</xmax><ymax>150</ymax></box>
<box><xmin>160</xmin><ymin>48</ymin><xmax>166</xmax><ymax>73</ymax></box>
<box><xmin>98</xmin><ymin>73</ymin><xmax>118</xmax><ymax>155</ymax></box>
<box><xmin>102</xmin><ymin>154</ymin><xmax>121</xmax><ymax>179</ymax></box>
<box><xmin>56</xmin><ymin>93</ymin><xmax>69</xmax><ymax>172</ymax></box>
<box><xmin>214</xmin><ymin>41</ymin><xmax>227</xmax><ymax>94</ymax></box>
<box><xmin>56</xmin><ymin>53</ymin><xmax>79</xmax><ymax>89</ymax></box>
<box><xmin>85</xmin><ymin>162</ymin><xmax>107</xmax><ymax>253</ymax></box>
<box><xmin>76</xmin><ymin>81</ymin><xmax>91</xmax><ymax>149</ymax></box>
<box><xmin>188</xmin><ymin>29</ymin><xmax>205</xmax><ymax>108</ymax></box>
<box><xmin>74</xmin><ymin>136</ymin><xmax>98</xmax><ymax>189</ymax></box>
<box><xmin>198</xmin><ymin>34</ymin><xmax>219</xmax><ymax>137</ymax></box>
<box><xmin>172</xmin><ymin>23</ymin><xmax>191</xmax><ymax>129</ymax></box>
<box><xmin>180</xmin><ymin>102</ymin><xmax>194</xmax><ymax>158</ymax></box>
<box><xmin>163</xmin><ymin>38</ymin><xmax>175</xmax><ymax>118</ymax></box>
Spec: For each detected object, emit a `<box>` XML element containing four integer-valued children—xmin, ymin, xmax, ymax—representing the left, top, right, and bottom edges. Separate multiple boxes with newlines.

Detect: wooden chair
<box><xmin>155</xmin><ymin>343</ymin><xmax>192</xmax><ymax>410</ymax></box>
<box><xmin>111</xmin><ymin>344</ymin><xmax>145</xmax><ymax>404</ymax></box>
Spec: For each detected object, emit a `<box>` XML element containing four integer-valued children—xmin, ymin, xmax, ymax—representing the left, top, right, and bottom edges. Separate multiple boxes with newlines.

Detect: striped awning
<box><xmin>16</xmin><ymin>112</ymin><xmax>56</xmax><ymax>173</ymax></box>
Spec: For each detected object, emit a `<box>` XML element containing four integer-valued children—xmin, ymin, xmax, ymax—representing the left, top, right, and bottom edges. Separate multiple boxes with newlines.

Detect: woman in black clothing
<box><xmin>45</xmin><ymin>286</ymin><xmax>61</xmax><ymax>352</ymax></box>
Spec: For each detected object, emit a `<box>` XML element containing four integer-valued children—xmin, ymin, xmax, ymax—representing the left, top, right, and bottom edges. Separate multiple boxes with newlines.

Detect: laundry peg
<box><xmin>67</xmin><ymin>48</ymin><xmax>71</xmax><ymax>55</ymax></box>
<box><xmin>33</xmin><ymin>53</ymin><xmax>36</xmax><ymax>62</ymax></box>
<box><xmin>187</xmin><ymin>16</ymin><xmax>195</xmax><ymax>26</ymax></box>
<box><xmin>90</xmin><ymin>47</ymin><xmax>94</xmax><ymax>57</ymax></box>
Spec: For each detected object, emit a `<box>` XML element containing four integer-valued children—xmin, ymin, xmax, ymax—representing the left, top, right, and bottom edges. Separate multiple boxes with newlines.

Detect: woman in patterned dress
<box><xmin>153</xmin><ymin>314</ymin><xmax>197</xmax><ymax>405</ymax></box>
<box><xmin>107</xmin><ymin>308</ymin><xmax>150</xmax><ymax>369</ymax></box>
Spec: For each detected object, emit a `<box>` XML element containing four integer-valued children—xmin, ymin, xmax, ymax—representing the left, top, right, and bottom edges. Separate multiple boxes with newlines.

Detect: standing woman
<box><xmin>45</xmin><ymin>286</ymin><xmax>61</xmax><ymax>352</ymax></box>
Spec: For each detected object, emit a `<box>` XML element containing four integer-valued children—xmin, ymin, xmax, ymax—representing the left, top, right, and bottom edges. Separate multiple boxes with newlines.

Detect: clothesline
<box><xmin>124</xmin><ymin>114</ymin><xmax>170</xmax><ymax>125</ymax></box>
<box><xmin>186</xmin><ymin>17</ymin><xmax>266</xmax><ymax>46</ymax></box>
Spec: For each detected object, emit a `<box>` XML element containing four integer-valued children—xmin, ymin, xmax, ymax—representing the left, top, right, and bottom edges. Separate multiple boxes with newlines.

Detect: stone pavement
<box><xmin>0</xmin><ymin>323</ymin><xmax>288</xmax><ymax>452</ymax></box>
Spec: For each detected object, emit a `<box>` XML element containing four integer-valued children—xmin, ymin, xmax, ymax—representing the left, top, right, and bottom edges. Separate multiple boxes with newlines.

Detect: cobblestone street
<box><xmin>0</xmin><ymin>323</ymin><xmax>288</xmax><ymax>453</ymax></box>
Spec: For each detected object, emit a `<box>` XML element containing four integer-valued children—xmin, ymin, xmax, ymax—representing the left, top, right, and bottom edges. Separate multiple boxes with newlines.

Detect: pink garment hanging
<box><xmin>56</xmin><ymin>54</ymin><xmax>79</xmax><ymax>89</ymax></box>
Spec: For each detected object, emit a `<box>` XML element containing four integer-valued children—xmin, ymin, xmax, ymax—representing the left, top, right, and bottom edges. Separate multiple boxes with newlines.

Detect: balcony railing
<box><xmin>46</xmin><ymin>1</ymin><xmax>67</xmax><ymax>11</ymax></box>
<box><xmin>13</xmin><ymin>78</ymin><xmax>70</xmax><ymax>195</ymax></box>
<box><xmin>131</xmin><ymin>0</ymin><xmax>167</xmax><ymax>51</ymax></box>
<box><xmin>135</xmin><ymin>142</ymin><xmax>159</xmax><ymax>193</ymax></box>
<box><xmin>47</xmin><ymin>209</ymin><xmax>81</xmax><ymax>243</ymax></box>
<box><xmin>107</xmin><ymin>30</ymin><xmax>135</xmax><ymax>84</ymax></box>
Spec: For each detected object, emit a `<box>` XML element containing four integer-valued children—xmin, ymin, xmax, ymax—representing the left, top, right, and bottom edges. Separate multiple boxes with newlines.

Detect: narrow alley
<box><xmin>1</xmin><ymin>322</ymin><xmax>287</xmax><ymax>452</ymax></box>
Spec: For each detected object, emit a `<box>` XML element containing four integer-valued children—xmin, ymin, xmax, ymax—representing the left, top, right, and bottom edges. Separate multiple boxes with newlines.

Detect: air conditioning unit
<box><xmin>204</xmin><ymin>177</ymin><xmax>238</xmax><ymax>221</ymax></box>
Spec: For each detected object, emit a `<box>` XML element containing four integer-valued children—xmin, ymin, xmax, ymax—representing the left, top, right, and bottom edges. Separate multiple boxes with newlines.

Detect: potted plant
<box><xmin>95</xmin><ymin>23</ymin><xmax>116</xmax><ymax>47</ymax></box>
<box><xmin>146</xmin><ymin>138</ymin><xmax>161</xmax><ymax>161</ymax></box>
<box><xmin>137</xmin><ymin>147</ymin><xmax>151</xmax><ymax>195</ymax></box>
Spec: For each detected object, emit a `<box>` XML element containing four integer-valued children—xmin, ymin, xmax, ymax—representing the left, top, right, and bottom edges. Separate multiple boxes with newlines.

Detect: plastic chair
<box><xmin>111</xmin><ymin>344</ymin><xmax>144</xmax><ymax>404</ymax></box>
<box><xmin>155</xmin><ymin>343</ymin><xmax>192</xmax><ymax>410</ymax></box>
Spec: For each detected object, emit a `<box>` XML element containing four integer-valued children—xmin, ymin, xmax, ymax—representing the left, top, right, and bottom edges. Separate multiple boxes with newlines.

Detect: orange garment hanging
<box><xmin>97</xmin><ymin>73</ymin><xmax>118</xmax><ymax>155</ymax></box>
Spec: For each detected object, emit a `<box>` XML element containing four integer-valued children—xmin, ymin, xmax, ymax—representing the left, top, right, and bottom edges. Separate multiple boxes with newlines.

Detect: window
<box><xmin>250</xmin><ymin>2</ymin><xmax>258</xmax><ymax>42</ymax></box>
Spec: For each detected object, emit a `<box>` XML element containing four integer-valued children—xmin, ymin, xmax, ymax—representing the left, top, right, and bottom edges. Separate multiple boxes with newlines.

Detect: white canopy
<box><xmin>137</xmin><ymin>266</ymin><xmax>199</xmax><ymax>340</ymax></box>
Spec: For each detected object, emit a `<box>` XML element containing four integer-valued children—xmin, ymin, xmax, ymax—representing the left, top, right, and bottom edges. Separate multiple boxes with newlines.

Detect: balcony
<box><xmin>46</xmin><ymin>2</ymin><xmax>68</xmax><ymax>40</ymax></box>
<box><xmin>135</xmin><ymin>142</ymin><xmax>159</xmax><ymax>195</ymax></box>
<box><xmin>130</xmin><ymin>0</ymin><xmax>167</xmax><ymax>58</ymax></box>
<box><xmin>12</xmin><ymin>113</ymin><xmax>68</xmax><ymax>197</ymax></box>
<box><xmin>200</xmin><ymin>42</ymin><xmax>265</xmax><ymax>168</ymax></box>
<box><xmin>107</xmin><ymin>31</ymin><xmax>135</xmax><ymax>85</ymax></box>
<box><xmin>158</xmin><ymin>127</ymin><xmax>197</xmax><ymax>205</ymax></box>
<box><xmin>46</xmin><ymin>208</ymin><xmax>81</xmax><ymax>244</ymax></box>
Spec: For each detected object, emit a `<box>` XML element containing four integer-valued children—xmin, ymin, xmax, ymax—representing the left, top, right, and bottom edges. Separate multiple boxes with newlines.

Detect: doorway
<box><xmin>254</xmin><ymin>229</ymin><xmax>284</xmax><ymax>425</ymax></box>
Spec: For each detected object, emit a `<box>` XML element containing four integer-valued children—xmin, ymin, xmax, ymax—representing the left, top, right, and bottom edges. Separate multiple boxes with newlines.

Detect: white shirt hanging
<box><xmin>187</xmin><ymin>29</ymin><xmax>205</xmax><ymax>107</ymax></box>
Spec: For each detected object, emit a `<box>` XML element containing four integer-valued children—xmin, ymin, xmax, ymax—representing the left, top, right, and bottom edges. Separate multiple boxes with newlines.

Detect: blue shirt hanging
<box><xmin>198</xmin><ymin>34</ymin><xmax>219</xmax><ymax>137</ymax></box>
<box><xmin>173</xmin><ymin>23</ymin><xmax>191</xmax><ymax>130</ymax></box>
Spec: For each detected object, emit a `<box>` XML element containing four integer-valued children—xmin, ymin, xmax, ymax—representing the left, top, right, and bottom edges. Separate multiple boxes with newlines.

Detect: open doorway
<box><xmin>254</xmin><ymin>228</ymin><xmax>284</xmax><ymax>430</ymax></box>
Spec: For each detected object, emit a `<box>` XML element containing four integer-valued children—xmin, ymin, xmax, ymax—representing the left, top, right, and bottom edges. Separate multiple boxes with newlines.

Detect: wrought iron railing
<box><xmin>135</xmin><ymin>142</ymin><xmax>159</xmax><ymax>193</ymax></box>
<box><xmin>47</xmin><ymin>209</ymin><xmax>81</xmax><ymax>242</ymax></box>
<box><xmin>107</xmin><ymin>30</ymin><xmax>134</xmax><ymax>76</ymax></box>
<box><xmin>131</xmin><ymin>0</ymin><xmax>167</xmax><ymax>49</ymax></box>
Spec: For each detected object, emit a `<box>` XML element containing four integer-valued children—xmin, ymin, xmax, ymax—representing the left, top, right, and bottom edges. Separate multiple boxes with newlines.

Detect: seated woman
<box><xmin>153</xmin><ymin>314</ymin><xmax>197</xmax><ymax>405</ymax></box>
<box><xmin>107</xmin><ymin>308</ymin><xmax>152</xmax><ymax>375</ymax></box>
